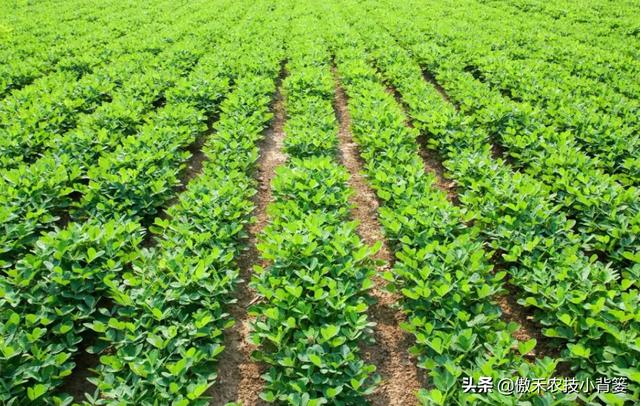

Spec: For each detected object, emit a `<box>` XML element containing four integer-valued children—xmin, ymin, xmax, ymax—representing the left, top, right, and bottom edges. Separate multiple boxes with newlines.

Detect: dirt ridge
<box><xmin>333</xmin><ymin>67</ymin><xmax>426</xmax><ymax>406</ymax></box>
<box><xmin>60</xmin><ymin>110</ymin><xmax>222</xmax><ymax>403</ymax></box>
<box><xmin>208</xmin><ymin>66</ymin><xmax>288</xmax><ymax>405</ymax></box>
<box><xmin>421</xmin><ymin>70</ymin><xmax>459</xmax><ymax>111</ymax></box>
<box><xmin>411</xmin><ymin>72</ymin><xmax>551</xmax><ymax>360</ymax></box>
<box><xmin>381</xmin><ymin>84</ymin><xmax>458</xmax><ymax>202</ymax></box>
<box><xmin>420</xmin><ymin>68</ymin><xmax>515</xmax><ymax>164</ymax></box>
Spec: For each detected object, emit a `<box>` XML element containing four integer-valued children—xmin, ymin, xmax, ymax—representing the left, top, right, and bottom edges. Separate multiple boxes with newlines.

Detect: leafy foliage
<box><xmin>250</xmin><ymin>18</ymin><xmax>379</xmax><ymax>404</ymax></box>
<box><xmin>331</xmin><ymin>2</ymin><xmax>640</xmax><ymax>402</ymax></box>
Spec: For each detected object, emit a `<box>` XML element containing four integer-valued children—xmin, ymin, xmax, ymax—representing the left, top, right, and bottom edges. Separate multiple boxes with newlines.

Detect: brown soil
<box><xmin>59</xmin><ymin>115</ymin><xmax>220</xmax><ymax>401</ymax></box>
<box><xmin>55</xmin><ymin>190</ymin><xmax>82</xmax><ymax>230</ymax></box>
<box><xmin>208</xmin><ymin>70</ymin><xmax>287</xmax><ymax>406</ymax></box>
<box><xmin>333</xmin><ymin>68</ymin><xmax>426</xmax><ymax>406</ymax></box>
<box><xmin>58</xmin><ymin>337</ymin><xmax>98</xmax><ymax>402</ymax></box>
<box><xmin>384</xmin><ymin>71</ymin><xmax>551</xmax><ymax>361</ymax></box>
<box><xmin>383</xmin><ymin>84</ymin><xmax>458</xmax><ymax>203</ymax></box>
<box><xmin>182</xmin><ymin>129</ymin><xmax>210</xmax><ymax>186</ymax></box>
<box><xmin>416</xmin><ymin>136</ymin><xmax>458</xmax><ymax>203</ymax></box>
<box><xmin>497</xmin><ymin>288</ymin><xmax>572</xmax><ymax>376</ymax></box>
<box><xmin>420</xmin><ymin>69</ymin><xmax>519</xmax><ymax>168</ymax></box>
<box><xmin>141</xmin><ymin>114</ymin><xmax>217</xmax><ymax>247</ymax></box>
<box><xmin>389</xmin><ymin>72</ymin><xmax>562</xmax><ymax>369</ymax></box>
<box><xmin>181</xmin><ymin>111</ymin><xmax>221</xmax><ymax>185</ymax></box>
<box><xmin>490</xmin><ymin>142</ymin><xmax>507</xmax><ymax>161</ymax></box>
<box><xmin>384</xmin><ymin>86</ymin><xmax>412</xmax><ymax>128</ymax></box>
<box><xmin>495</xmin><ymin>272</ymin><xmax>562</xmax><ymax>361</ymax></box>
<box><xmin>55</xmin><ymin>210</ymin><xmax>72</xmax><ymax>229</ymax></box>
<box><xmin>414</xmin><ymin>73</ymin><xmax>556</xmax><ymax>360</ymax></box>
<box><xmin>489</xmin><ymin>138</ymin><xmax>520</xmax><ymax>168</ymax></box>
<box><xmin>421</xmin><ymin>70</ymin><xmax>459</xmax><ymax>111</ymax></box>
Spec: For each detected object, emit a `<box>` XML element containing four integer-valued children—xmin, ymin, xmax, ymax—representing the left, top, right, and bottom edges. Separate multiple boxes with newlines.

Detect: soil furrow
<box><xmin>421</xmin><ymin>70</ymin><xmax>459</xmax><ymax>111</ymax></box>
<box><xmin>420</xmin><ymin>68</ymin><xmax>515</xmax><ymax>166</ymax></box>
<box><xmin>415</xmin><ymin>134</ymin><xmax>459</xmax><ymax>203</ymax></box>
<box><xmin>382</xmin><ymin>83</ymin><xmax>458</xmax><ymax>201</ymax></box>
<box><xmin>333</xmin><ymin>67</ymin><xmax>426</xmax><ymax>406</ymax></box>
<box><xmin>382</xmin><ymin>74</ymin><xmax>553</xmax><ymax>363</ymax></box>
<box><xmin>178</xmin><ymin>114</ymin><xmax>218</xmax><ymax>191</ymax></box>
<box><xmin>144</xmin><ymin>112</ymin><xmax>220</xmax><ymax>238</ymax></box>
<box><xmin>208</xmin><ymin>69</ymin><xmax>287</xmax><ymax>406</ymax></box>
<box><xmin>58</xmin><ymin>335</ymin><xmax>99</xmax><ymax>401</ymax></box>
<box><xmin>496</xmin><ymin>278</ymin><xmax>563</xmax><ymax>360</ymax></box>
<box><xmin>411</xmin><ymin>72</ymin><xmax>554</xmax><ymax>360</ymax></box>
<box><xmin>60</xmin><ymin>111</ymin><xmax>222</xmax><ymax>403</ymax></box>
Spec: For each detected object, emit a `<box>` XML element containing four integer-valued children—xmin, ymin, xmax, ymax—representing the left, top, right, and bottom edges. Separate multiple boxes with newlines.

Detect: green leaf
<box><xmin>187</xmin><ymin>382</ymin><xmax>210</xmax><ymax>400</ymax></box>
<box><xmin>146</xmin><ymin>334</ymin><xmax>166</xmax><ymax>349</ymax></box>
<box><xmin>429</xmin><ymin>389</ymin><xmax>445</xmax><ymax>405</ymax></box>
<box><xmin>558</xmin><ymin>313</ymin><xmax>572</xmax><ymax>326</ymax></box>
<box><xmin>477</xmin><ymin>284</ymin><xmax>491</xmax><ymax>299</ymax></box>
<box><xmin>86</xmin><ymin>247</ymin><xmax>98</xmax><ymax>262</ymax></box>
<box><xmin>598</xmin><ymin>393</ymin><xmax>624</xmax><ymax>406</ymax></box>
<box><xmin>321</xmin><ymin>325</ymin><xmax>339</xmax><ymax>341</ymax></box>
<box><xmin>27</xmin><ymin>384</ymin><xmax>48</xmax><ymax>400</ymax></box>
<box><xmin>259</xmin><ymin>392</ymin><xmax>276</xmax><ymax>402</ymax></box>
<box><xmin>361</xmin><ymin>277</ymin><xmax>374</xmax><ymax>290</ymax></box>
<box><xmin>568</xmin><ymin>343</ymin><xmax>591</xmax><ymax>359</ymax></box>
<box><xmin>151</xmin><ymin>307</ymin><xmax>163</xmax><ymax>320</ymax></box>
<box><xmin>428</xmin><ymin>337</ymin><xmax>444</xmax><ymax>354</ymax></box>
<box><xmin>618</xmin><ymin>368</ymin><xmax>640</xmax><ymax>383</ymax></box>
<box><xmin>622</xmin><ymin>251</ymin><xmax>640</xmax><ymax>263</ymax></box>
<box><xmin>167</xmin><ymin>357</ymin><xmax>188</xmax><ymax>376</ymax></box>
<box><xmin>326</xmin><ymin>386</ymin><xmax>343</xmax><ymax>398</ymax></box>
<box><xmin>309</xmin><ymin>354</ymin><xmax>323</xmax><ymax>367</ymax></box>
<box><xmin>286</xmin><ymin>285</ymin><xmax>303</xmax><ymax>298</ymax></box>
<box><xmin>518</xmin><ymin>339</ymin><xmax>536</xmax><ymax>355</ymax></box>
<box><xmin>264</xmin><ymin>307</ymin><xmax>279</xmax><ymax>320</ymax></box>
<box><xmin>401</xmin><ymin>288</ymin><xmax>419</xmax><ymax>300</ymax></box>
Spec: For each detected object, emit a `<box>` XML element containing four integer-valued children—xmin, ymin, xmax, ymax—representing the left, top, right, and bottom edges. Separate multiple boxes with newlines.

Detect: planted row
<box><xmin>340</xmin><ymin>5</ymin><xmax>640</xmax><ymax>402</ymax></box>
<box><xmin>250</xmin><ymin>17</ymin><xmax>379</xmax><ymax>404</ymax></box>
<box><xmin>412</xmin><ymin>36</ymin><xmax>640</xmax><ymax>186</ymax></box>
<box><xmin>83</xmin><ymin>4</ymin><xmax>286</xmax><ymax>402</ymax></box>
<box><xmin>0</xmin><ymin>0</ymin><xmax>144</xmax><ymax>98</ymax></box>
<box><xmin>326</xmin><ymin>12</ymin><xmax>566</xmax><ymax>405</ymax></box>
<box><xmin>0</xmin><ymin>1</ymin><xmax>226</xmax><ymax>169</ymax></box>
<box><xmin>0</xmin><ymin>1</ymin><xmax>272</xmax><ymax>402</ymax></box>
<box><xmin>0</xmin><ymin>1</ymin><xmax>248</xmax><ymax>270</ymax></box>
<box><xmin>352</xmin><ymin>6</ymin><xmax>640</xmax><ymax>276</ymax></box>
<box><xmin>88</xmin><ymin>75</ymin><xmax>280</xmax><ymax>404</ymax></box>
<box><xmin>0</xmin><ymin>219</ymin><xmax>143</xmax><ymax>404</ymax></box>
<box><xmin>381</xmin><ymin>0</ymin><xmax>640</xmax><ymax>183</ymax></box>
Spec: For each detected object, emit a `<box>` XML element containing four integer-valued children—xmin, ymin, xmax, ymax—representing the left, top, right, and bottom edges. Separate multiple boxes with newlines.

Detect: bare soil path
<box><xmin>60</xmin><ymin>108</ymin><xmax>221</xmax><ymax>403</ymax></box>
<box><xmin>208</xmin><ymin>71</ymin><xmax>287</xmax><ymax>405</ymax></box>
<box><xmin>396</xmin><ymin>75</ymin><xmax>554</xmax><ymax>361</ymax></box>
<box><xmin>333</xmin><ymin>68</ymin><xmax>426</xmax><ymax>406</ymax></box>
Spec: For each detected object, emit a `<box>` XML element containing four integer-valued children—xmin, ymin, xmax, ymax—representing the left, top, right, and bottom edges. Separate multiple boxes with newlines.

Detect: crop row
<box><xmin>0</xmin><ymin>0</ymin><xmax>285</xmax><ymax>402</ymax></box>
<box><xmin>0</xmin><ymin>0</ymin><xmax>242</xmax><ymax>169</ymax></box>
<box><xmin>250</xmin><ymin>11</ymin><xmax>379</xmax><ymax>404</ymax></box>
<box><xmin>321</xmin><ymin>7</ymin><xmax>570</xmax><ymax>405</ymax></box>
<box><xmin>0</xmin><ymin>46</ymin><xmax>218</xmax><ymax>406</ymax></box>
<box><xmin>86</xmin><ymin>25</ymin><xmax>285</xmax><ymax>403</ymax></box>
<box><xmin>0</xmin><ymin>0</ymin><xmax>241</xmax><ymax>103</ymax></box>
<box><xmin>379</xmin><ymin>0</ymin><xmax>640</xmax><ymax>184</ymax></box>
<box><xmin>332</xmin><ymin>4</ymin><xmax>639</xmax><ymax>403</ymax></box>
<box><xmin>0</xmin><ymin>0</ymin><xmax>254</xmax><ymax>271</ymax></box>
<box><xmin>0</xmin><ymin>0</ymin><xmax>147</xmax><ymax>98</ymax></box>
<box><xmin>478</xmin><ymin>0</ymin><xmax>640</xmax><ymax>95</ymax></box>
<box><xmin>351</xmin><ymin>1</ymin><xmax>640</xmax><ymax>273</ymax></box>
